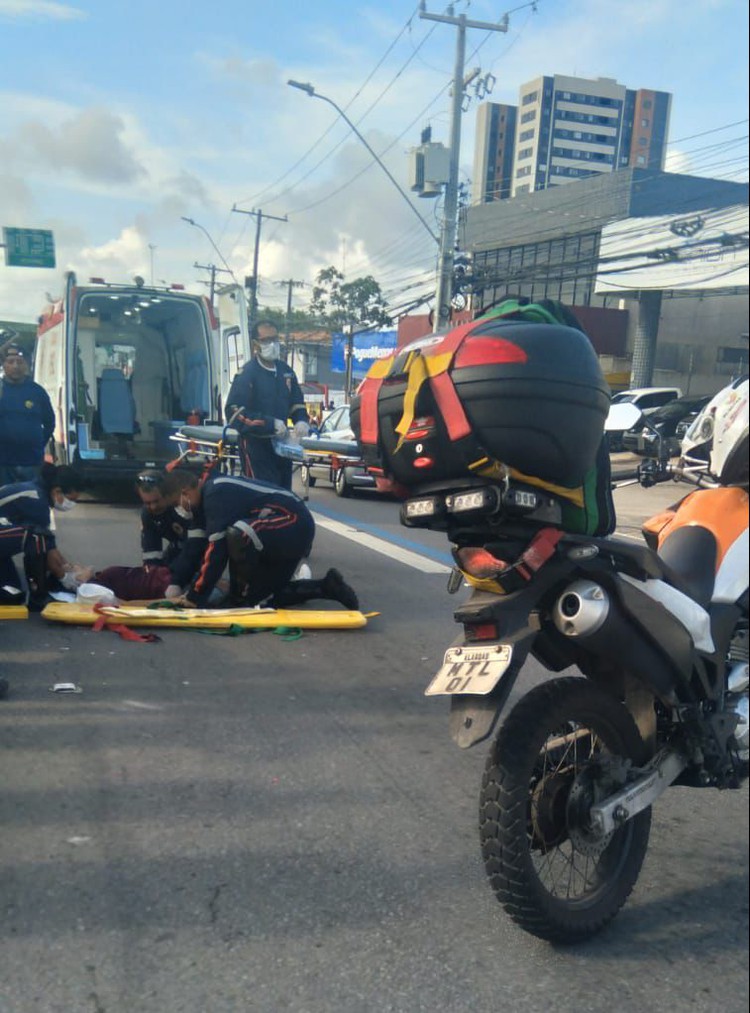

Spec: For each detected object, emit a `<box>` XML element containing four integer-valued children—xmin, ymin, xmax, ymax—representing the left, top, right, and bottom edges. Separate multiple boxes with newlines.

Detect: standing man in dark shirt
<box><xmin>0</xmin><ymin>343</ymin><xmax>56</xmax><ymax>485</ymax></box>
<box><xmin>225</xmin><ymin>321</ymin><xmax>309</xmax><ymax>489</ymax></box>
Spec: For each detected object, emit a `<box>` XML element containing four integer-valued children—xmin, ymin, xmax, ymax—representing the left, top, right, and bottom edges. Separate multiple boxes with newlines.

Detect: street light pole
<box><xmin>287</xmin><ymin>80</ymin><xmax>439</xmax><ymax>245</ymax></box>
<box><xmin>180</xmin><ymin>217</ymin><xmax>237</xmax><ymax>283</ymax></box>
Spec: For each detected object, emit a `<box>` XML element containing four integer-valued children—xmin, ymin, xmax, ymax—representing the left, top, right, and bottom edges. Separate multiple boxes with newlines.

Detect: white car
<box><xmin>300</xmin><ymin>404</ymin><xmax>376</xmax><ymax>497</ymax></box>
<box><xmin>608</xmin><ymin>387</ymin><xmax>682</xmax><ymax>450</ymax></box>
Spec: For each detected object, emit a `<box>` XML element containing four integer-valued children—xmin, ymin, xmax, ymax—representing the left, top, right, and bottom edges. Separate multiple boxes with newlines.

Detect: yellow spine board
<box><xmin>0</xmin><ymin>605</ymin><xmax>29</xmax><ymax>620</ymax></box>
<box><xmin>41</xmin><ymin>602</ymin><xmax>368</xmax><ymax>630</ymax></box>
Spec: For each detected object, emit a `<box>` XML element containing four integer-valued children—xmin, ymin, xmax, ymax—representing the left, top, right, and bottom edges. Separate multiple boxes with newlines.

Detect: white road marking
<box><xmin>314</xmin><ymin>515</ymin><xmax>452</xmax><ymax>574</ymax></box>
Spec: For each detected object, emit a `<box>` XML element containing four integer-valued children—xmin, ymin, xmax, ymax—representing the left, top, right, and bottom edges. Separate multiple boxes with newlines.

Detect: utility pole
<box><xmin>231</xmin><ymin>206</ymin><xmax>288</xmax><ymax>327</ymax></box>
<box><xmin>194</xmin><ymin>261</ymin><xmax>232</xmax><ymax>307</ymax></box>
<box><xmin>420</xmin><ymin>3</ymin><xmax>508</xmax><ymax>332</ymax></box>
<box><xmin>148</xmin><ymin>243</ymin><xmax>156</xmax><ymax>286</ymax></box>
<box><xmin>276</xmin><ymin>278</ymin><xmax>306</xmax><ymax>372</ymax></box>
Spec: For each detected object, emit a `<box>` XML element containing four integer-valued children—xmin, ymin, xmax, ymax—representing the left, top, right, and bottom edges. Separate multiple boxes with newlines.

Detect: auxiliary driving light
<box><xmin>400</xmin><ymin>495</ymin><xmax>444</xmax><ymax>527</ymax></box>
<box><xmin>445</xmin><ymin>486</ymin><xmax>500</xmax><ymax>515</ymax></box>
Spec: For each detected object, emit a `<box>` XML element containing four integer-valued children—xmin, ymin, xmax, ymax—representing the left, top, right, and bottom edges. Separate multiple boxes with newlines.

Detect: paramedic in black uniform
<box><xmin>225</xmin><ymin>321</ymin><xmax>309</xmax><ymax>489</ymax></box>
<box><xmin>0</xmin><ymin>342</ymin><xmax>56</xmax><ymax>486</ymax></box>
<box><xmin>0</xmin><ymin>463</ymin><xmax>85</xmax><ymax>609</ymax></box>
<box><xmin>89</xmin><ymin>470</ymin><xmax>208</xmax><ymax>601</ymax></box>
<box><xmin>168</xmin><ymin>471</ymin><xmax>358</xmax><ymax>610</ymax></box>
<box><xmin>136</xmin><ymin>470</ymin><xmax>207</xmax><ymax>584</ymax></box>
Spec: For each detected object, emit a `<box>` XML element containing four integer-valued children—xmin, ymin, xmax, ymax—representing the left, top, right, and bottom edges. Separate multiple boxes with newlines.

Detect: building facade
<box><xmin>460</xmin><ymin>169</ymin><xmax>748</xmax><ymax>395</ymax></box>
<box><xmin>471</xmin><ymin>102</ymin><xmax>517</xmax><ymax>203</ymax></box>
<box><xmin>472</xmin><ymin>75</ymin><xmax>671</xmax><ymax>204</ymax></box>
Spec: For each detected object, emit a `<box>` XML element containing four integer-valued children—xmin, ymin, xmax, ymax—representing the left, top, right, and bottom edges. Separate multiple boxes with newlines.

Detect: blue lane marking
<box><xmin>310</xmin><ymin>501</ymin><xmax>455</xmax><ymax>568</ymax></box>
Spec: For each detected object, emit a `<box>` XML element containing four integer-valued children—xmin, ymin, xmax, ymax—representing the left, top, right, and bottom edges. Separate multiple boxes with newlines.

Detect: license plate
<box><xmin>425</xmin><ymin>644</ymin><xmax>513</xmax><ymax>697</ymax></box>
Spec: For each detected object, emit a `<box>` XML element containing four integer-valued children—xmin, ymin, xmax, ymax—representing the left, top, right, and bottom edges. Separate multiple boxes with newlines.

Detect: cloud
<box><xmin>13</xmin><ymin>107</ymin><xmax>147</xmax><ymax>184</ymax></box>
<box><xmin>0</xmin><ymin>0</ymin><xmax>85</xmax><ymax>20</ymax></box>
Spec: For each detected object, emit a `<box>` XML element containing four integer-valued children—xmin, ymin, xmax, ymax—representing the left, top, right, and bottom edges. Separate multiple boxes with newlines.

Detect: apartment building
<box><xmin>471</xmin><ymin>102</ymin><xmax>517</xmax><ymax>203</ymax></box>
<box><xmin>472</xmin><ymin>74</ymin><xmax>671</xmax><ymax>202</ymax></box>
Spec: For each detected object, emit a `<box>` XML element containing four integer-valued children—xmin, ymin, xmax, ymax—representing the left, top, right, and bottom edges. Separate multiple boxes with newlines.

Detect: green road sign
<box><xmin>2</xmin><ymin>227</ymin><xmax>56</xmax><ymax>268</ymax></box>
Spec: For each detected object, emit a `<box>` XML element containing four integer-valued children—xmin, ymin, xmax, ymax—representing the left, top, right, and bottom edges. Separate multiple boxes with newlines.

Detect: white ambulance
<box><xmin>33</xmin><ymin>271</ymin><xmax>251</xmax><ymax>483</ymax></box>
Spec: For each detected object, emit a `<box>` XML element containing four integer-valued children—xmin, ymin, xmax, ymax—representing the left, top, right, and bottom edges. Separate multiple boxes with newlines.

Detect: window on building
<box><xmin>641</xmin><ymin>118</ymin><xmax>650</xmax><ymax>128</ymax></box>
<box><xmin>716</xmin><ymin>346</ymin><xmax>748</xmax><ymax>374</ymax></box>
<box><xmin>522</xmin><ymin>90</ymin><xmax>539</xmax><ymax>104</ymax></box>
<box><xmin>521</xmin><ymin>110</ymin><xmax>537</xmax><ymax>124</ymax></box>
<box><xmin>516</xmin><ymin>165</ymin><xmax>532</xmax><ymax>178</ymax></box>
<box><xmin>639</xmin><ymin>137</ymin><xmax>648</xmax><ymax>146</ymax></box>
<box><xmin>518</xmin><ymin>147</ymin><xmax>533</xmax><ymax>159</ymax></box>
<box><xmin>636</xmin><ymin>155</ymin><xmax>646</xmax><ymax>165</ymax></box>
<box><xmin>520</xmin><ymin>129</ymin><xmax>535</xmax><ymax>141</ymax></box>
<box><xmin>561</xmin><ymin>91</ymin><xmax>571</xmax><ymax>99</ymax></box>
<box><xmin>642</xmin><ymin>99</ymin><xmax>653</xmax><ymax>109</ymax></box>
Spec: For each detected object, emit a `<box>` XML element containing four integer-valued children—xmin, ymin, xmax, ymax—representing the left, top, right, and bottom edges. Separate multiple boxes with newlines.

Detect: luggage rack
<box><xmin>168</xmin><ymin>423</ymin><xmax>368</xmax><ymax>500</ymax></box>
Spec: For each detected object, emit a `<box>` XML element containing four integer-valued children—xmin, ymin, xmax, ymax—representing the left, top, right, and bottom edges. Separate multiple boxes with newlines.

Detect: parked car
<box><xmin>300</xmin><ymin>404</ymin><xmax>376</xmax><ymax>497</ymax></box>
<box><xmin>621</xmin><ymin>394</ymin><xmax>712</xmax><ymax>457</ymax></box>
<box><xmin>608</xmin><ymin>387</ymin><xmax>682</xmax><ymax>450</ymax></box>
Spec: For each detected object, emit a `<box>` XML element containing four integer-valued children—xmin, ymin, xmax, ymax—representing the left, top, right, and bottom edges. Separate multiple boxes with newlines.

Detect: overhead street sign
<box><xmin>2</xmin><ymin>227</ymin><xmax>56</xmax><ymax>269</ymax></box>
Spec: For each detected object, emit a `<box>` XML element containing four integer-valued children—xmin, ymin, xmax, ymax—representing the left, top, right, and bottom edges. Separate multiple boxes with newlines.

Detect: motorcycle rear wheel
<box><xmin>479</xmin><ymin>677</ymin><xmax>651</xmax><ymax>943</ymax></box>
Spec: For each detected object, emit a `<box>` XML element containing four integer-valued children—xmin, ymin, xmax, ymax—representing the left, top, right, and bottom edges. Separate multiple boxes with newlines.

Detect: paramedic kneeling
<box><xmin>0</xmin><ymin>463</ymin><xmax>86</xmax><ymax>609</ymax></box>
<box><xmin>169</xmin><ymin>471</ymin><xmax>359</xmax><ymax>610</ymax></box>
<box><xmin>93</xmin><ymin>469</ymin><xmax>208</xmax><ymax>600</ymax></box>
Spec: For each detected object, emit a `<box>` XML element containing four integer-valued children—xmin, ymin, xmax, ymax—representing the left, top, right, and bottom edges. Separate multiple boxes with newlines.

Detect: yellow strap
<box><xmin>365</xmin><ymin>356</ymin><xmax>396</xmax><ymax>380</ymax></box>
<box><xmin>394</xmin><ymin>353</ymin><xmax>428</xmax><ymax>448</ymax></box>
<box><xmin>509</xmin><ymin>467</ymin><xmax>585</xmax><ymax>507</ymax></box>
<box><xmin>393</xmin><ymin>349</ymin><xmax>459</xmax><ymax>450</ymax></box>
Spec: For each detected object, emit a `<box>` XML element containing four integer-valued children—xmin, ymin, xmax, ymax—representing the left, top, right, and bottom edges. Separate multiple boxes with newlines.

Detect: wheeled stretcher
<box><xmin>168</xmin><ymin>424</ymin><xmax>368</xmax><ymax>499</ymax></box>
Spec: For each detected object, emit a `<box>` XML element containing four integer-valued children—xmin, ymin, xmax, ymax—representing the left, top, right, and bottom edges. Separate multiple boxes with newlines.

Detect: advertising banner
<box><xmin>330</xmin><ymin>328</ymin><xmax>398</xmax><ymax>377</ymax></box>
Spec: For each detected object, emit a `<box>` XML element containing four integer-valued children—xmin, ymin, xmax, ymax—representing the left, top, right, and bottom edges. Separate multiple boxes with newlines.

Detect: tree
<box><xmin>309</xmin><ymin>267</ymin><xmax>391</xmax><ymax>330</ymax></box>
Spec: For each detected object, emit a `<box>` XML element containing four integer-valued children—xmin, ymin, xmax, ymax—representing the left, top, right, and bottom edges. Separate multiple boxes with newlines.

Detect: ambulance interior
<box><xmin>74</xmin><ymin>291</ymin><xmax>212</xmax><ymax>461</ymax></box>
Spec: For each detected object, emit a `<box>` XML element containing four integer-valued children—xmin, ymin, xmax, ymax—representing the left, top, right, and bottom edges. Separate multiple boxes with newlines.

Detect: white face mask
<box><xmin>55</xmin><ymin>496</ymin><xmax>76</xmax><ymax>512</ymax></box>
<box><xmin>257</xmin><ymin>340</ymin><xmax>280</xmax><ymax>362</ymax></box>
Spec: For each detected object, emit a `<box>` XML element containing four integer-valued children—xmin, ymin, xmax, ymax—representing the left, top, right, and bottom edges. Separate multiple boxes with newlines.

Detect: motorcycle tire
<box><xmin>479</xmin><ymin>677</ymin><xmax>651</xmax><ymax>943</ymax></box>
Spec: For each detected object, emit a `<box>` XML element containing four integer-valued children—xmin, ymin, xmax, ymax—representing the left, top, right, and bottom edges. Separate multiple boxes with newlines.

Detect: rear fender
<box><xmin>447</xmin><ymin>564</ymin><xmax>574</xmax><ymax>749</ymax></box>
<box><xmin>448</xmin><ymin>621</ymin><xmax>538</xmax><ymax>749</ymax></box>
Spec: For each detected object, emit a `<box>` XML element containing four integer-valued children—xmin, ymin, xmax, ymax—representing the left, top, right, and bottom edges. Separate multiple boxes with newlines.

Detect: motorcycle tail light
<box><xmin>412</xmin><ymin>456</ymin><xmax>434</xmax><ymax>469</ymax></box>
<box><xmin>465</xmin><ymin>621</ymin><xmax>500</xmax><ymax>642</ymax></box>
<box><xmin>454</xmin><ymin>336</ymin><xmax>528</xmax><ymax>369</ymax></box>
<box><xmin>455</xmin><ymin>546</ymin><xmax>509</xmax><ymax>579</ymax></box>
<box><xmin>404</xmin><ymin>415</ymin><xmax>436</xmax><ymax>441</ymax></box>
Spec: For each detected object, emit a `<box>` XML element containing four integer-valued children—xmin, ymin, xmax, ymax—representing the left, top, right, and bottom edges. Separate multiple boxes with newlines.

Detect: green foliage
<box><xmin>309</xmin><ymin>266</ymin><xmax>391</xmax><ymax>329</ymax></box>
<box><xmin>256</xmin><ymin>305</ymin><xmax>319</xmax><ymax>333</ymax></box>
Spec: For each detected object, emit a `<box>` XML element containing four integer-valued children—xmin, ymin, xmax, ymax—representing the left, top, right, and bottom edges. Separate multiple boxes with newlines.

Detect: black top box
<box><xmin>352</xmin><ymin>319</ymin><xmax>611</xmax><ymax>489</ymax></box>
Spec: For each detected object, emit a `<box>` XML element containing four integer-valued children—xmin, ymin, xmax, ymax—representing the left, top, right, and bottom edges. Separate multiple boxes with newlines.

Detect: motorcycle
<box><xmin>401</xmin><ymin>379</ymin><xmax>749</xmax><ymax>943</ymax></box>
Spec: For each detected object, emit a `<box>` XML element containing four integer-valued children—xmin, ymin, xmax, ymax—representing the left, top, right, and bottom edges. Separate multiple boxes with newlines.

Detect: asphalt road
<box><xmin>1</xmin><ymin>476</ymin><xmax>747</xmax><ymax>1013</ymax></box>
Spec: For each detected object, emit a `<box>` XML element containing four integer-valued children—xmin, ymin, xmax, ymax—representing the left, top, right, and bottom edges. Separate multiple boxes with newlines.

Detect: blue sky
<box><xmin>1</xmin><ymin>0</ymin><xmax>747</xmax><ymax>320</ymax></box>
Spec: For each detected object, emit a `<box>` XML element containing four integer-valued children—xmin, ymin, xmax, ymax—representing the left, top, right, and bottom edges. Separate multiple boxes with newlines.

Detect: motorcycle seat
<box><xmin>657</xmin><ymin>525</ymin><xmax>717</xmax><ymax>611</ymax></box>
<box><xmin>593</xmin><ymin>535</ymin><xmax>714</xmax><ymax>609</ymax></box>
